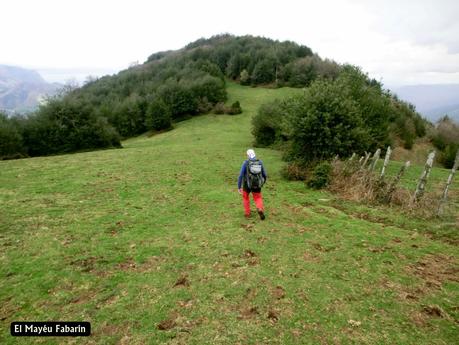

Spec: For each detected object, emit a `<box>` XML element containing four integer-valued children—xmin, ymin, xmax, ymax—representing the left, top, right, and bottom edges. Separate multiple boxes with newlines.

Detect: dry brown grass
<box><xmin>328</xmin><ymin>160</ymin><xmax>446</xmax><ymax>218</ymax></box>
<box><xmin>391</xmin><ymin>138</ymin><xmax>439</xmax><ymax>166</ymax></box>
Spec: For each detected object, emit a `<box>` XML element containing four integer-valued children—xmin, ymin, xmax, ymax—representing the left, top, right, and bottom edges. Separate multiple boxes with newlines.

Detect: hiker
<box><xmin>238</xmin><ymin>149</ymin><xmax>267</xmax><ymax>220</ymax></box>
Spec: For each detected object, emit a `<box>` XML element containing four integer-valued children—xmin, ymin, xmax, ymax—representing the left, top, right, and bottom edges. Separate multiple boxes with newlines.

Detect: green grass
<box><xmin>1</xmin><ymin>82</ymin><xmax>458</xmax><ymax>344</ymax></box>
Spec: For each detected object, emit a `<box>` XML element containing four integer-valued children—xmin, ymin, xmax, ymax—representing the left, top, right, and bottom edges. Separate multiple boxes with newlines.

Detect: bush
<box><xmin>288</xmin><ymin>79</ymin><xmax>371</xmax><ymax>162</ymax></box>
<box><xmin>157</xmin><ymin>81</ymin><xmax>198</xmax><ymax>118</ymax></box>
<box><xmin>307</xmin><ymin>161</ymin><xmax>332</xmax><ymax>189</ymax></box>
<box><xmin>227</xmin><ymin>101</ymin><xmax>242</xmax><ymax>115</ymax></box>
<box><xmin>197</xmin><ymin>97</ymin><xmax>213</xmax><ymax>113</ymax></box>
<box><xmin>281</xmin><ymin>161</ymin><xmax>310</xmax><ymax>181</ymax></box>
<box><xmin>240</xmin><ymin>69</ymin><xmax>250</xmax><ymax>85</ymax></box>
<box><xmin>145</xmin><ymin>98</ymin><xmax>172</xmax><ymax>131</ymax></box>
<box><xmin>0</xmin><ymin>113</ymin><xmax>25</xmax><ymax>159</ymax></box>
<box><xmin>213</xmin><ymin>102</ymin><xmax>226</xmax><ymax>114</ymax></box>
<box><xmin>251</xmin><ymin>58</ymin><xmax>277</xmax><ymax>84</ymax></box>
<box><xmin>252</xmin><ymin>100</ymin><xmax>289</xmax><ymax>147</ymax></box>
<box><xmin>21</xmin><ymin>97</ymin><xmax>121</xmax><ymax>156</ymax></box>
<box><xmin>431</xmin><ymin>116</ymin><xmax>459</xmax><ymax>168</ymax></box>
<box><xmin>441</xmin><ymin>143</ymin><xmax>459</xmax><ymax>169</ymax></box>
<box><xmin>212</xmin><ymin>101</ymin><xmax>243</xmax><ymax>115</ymax></box>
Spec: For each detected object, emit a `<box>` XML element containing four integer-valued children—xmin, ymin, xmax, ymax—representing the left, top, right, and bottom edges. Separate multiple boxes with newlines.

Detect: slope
<box><xmin>0</xmin><ymin>82</ymin><xmax>458</xmax><ymax>345</ymax></box>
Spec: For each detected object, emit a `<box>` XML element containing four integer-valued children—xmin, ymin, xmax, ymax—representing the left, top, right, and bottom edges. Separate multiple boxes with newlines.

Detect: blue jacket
<box><xmin>238</xmin><ymin>158</ymin><xmax>267</xmax><ymax>190</ymax></box>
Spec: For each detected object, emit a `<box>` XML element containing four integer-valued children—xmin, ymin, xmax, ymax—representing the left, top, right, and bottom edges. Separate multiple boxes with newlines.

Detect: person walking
<box><xmin>238</xmin><ymin>149</ymin><xmax>267</xmax><ymax>220</ymax></box>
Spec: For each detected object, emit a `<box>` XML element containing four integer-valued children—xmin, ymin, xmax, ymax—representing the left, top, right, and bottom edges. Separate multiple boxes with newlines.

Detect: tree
<box><xmin>145</xmin><ymin>99</ymin><xmax>172</xmax><ymax>131</ymax></box>
<box><xmin>0</xmin><ymin>112</ymin><xmax>25</xmax><ymax>159</ymax></box>
<box><xmin>240</xmin><ymin>69</ymin><xmax>250</xmax><ymax>85</ymax></box>
<box><xmin>251</xmin><ymin>58</ymin><xmax>277</xmax><ymax>85</ymax></box>
<box><xmin>252</xmin><ymin>100</ymin><xmax>289</xmax><ymax>146</ymax></box>
<box><xmin>288</xmin><ymin>80</ymin><xmax>371</xmax><ymax>163</ymax></box>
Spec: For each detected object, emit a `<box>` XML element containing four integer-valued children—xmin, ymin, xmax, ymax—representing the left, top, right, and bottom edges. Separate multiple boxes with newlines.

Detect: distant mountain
<box><xmin>0</xmin><ymin>65</ymin><xmax>61</xmax><ymax>114</ymax></box>
<box><xmin>393</xmin><ymin>84</ymin><xmax>459</xmax><ymax>123</ymax></box>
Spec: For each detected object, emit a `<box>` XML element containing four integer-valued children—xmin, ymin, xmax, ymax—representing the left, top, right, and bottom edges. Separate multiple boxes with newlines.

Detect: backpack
<box><xmin>246</xmin><ymin>159</ymin><xmax>265</xmax><ymax>189</ymax></box>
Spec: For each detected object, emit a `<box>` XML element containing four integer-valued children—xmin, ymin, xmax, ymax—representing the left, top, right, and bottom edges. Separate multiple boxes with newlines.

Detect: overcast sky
<box><xmin>2</xmin><ymin>0</ymin><xmax>458</xmax><ymax>86</ymax></box>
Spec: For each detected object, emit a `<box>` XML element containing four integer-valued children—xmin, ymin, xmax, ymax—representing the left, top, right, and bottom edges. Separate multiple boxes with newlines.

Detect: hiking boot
<box><xmin>244</xmin><ymin>213</ymin><xmax>251</xmax><ymax>219</ymax></box>
<box><xmin>257</xmin><ymin>209</ymin><xmax>265</xmax><ymax>220</ymax></box>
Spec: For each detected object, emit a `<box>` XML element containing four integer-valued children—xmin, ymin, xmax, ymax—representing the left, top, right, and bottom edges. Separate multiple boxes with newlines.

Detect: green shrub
<box><xmin>288</xmin><ymin>79</ymin><xmax>371</xmax><ymax>162</ymax></box>
<box><xmin>227</xmin><ymin>101</ymin><xmax>242</xmax><ymax>115</ymax></box>
<box><xmin>252</xmin><ymin>100</ymin><xmax>289</xmax><ymax>147</ymax></box>
<box><xmin>240</xmin><ymin>69</ymin><xmax>250</xmax><ymax>85</ymax></box>
<box><xmin>145</xmin><ymin>99</ymin><xmax>172</xmax><ymax>131</ymax></box>
<box><xmin>0</xmin><ymin>113</ymin><xmax>25</xmax><ymax>159</ymax></box>
<box><xmin>441</xmin><ymin>144</ymin><xmax>459</xmax><ymax>169</ymax></box>
<box><xmin>431</xmin><ymin>116</ymin><xmax>459</xmax><ymax>168</ymax></box>
<box><xmin>307</xmin><ymin>161</ymin><xmax>332</xmax><ymax>189</ymax></box>
<box><xmin>212</xmin><ymin>101</ymin><xmax>243</xmax><ymax>115</ymax></box>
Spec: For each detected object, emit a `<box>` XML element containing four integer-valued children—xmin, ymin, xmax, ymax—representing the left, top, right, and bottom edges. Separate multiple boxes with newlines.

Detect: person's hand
<box><xmin>238</xmin><ymin>188</ymin><xmax>243</xmax><ymax>194</ymax></box>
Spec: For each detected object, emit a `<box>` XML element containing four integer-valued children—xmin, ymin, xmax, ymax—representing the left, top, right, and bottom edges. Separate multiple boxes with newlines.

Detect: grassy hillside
<box><xmin>0</xmin><ymin>82</ymin><xmax>458</xmax><ymax>344</ymax></box>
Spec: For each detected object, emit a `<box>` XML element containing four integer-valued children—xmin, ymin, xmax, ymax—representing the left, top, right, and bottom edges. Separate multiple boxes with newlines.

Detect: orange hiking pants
<box><xmin>242</xmin><ymin>190</ymin><xmax>264</xmax><ymax>216</ymax></box>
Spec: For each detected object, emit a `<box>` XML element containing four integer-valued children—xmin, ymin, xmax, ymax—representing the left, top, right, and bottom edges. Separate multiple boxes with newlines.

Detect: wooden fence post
<box><xmin>385</xmin><ymin>161</ymin><xmax>410</xmax><ymax>203</ymax></box>
<box><xmin>369</xmin><ymin>148</ymin><xmax>381</xmax><ymax>171</ymax></box>
<box><xmin>437</xmin><ymin>149</ymin><xmax>459</xmax><ymax>216</ymax></box>
<box><xmin>380</xmin><ymin>146</ymin><xmax>392</xmax><ymax>179</ymax></box>
<box><xmin>361</xmin><ymin>152</ymin><xmax>371</xmax><ymax>169</ymax></box>
<box><xmin>412</xmin><ymin>151</ymin><xmax>436</xmax><ymax>203</ymax></box>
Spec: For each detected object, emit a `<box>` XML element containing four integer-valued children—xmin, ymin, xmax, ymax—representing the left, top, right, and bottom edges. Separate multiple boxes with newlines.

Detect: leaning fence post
<box><xmin>361</xmin><ymin>152</ymin><xmax>371</xmax><ymax>169</ymax></box>
<box><xmin>380</xmin><ymin>146</ymin><xmax>392</xmax><ymax>179</ymax></box>
<box><xmin>412</xmin><ymin>151</ymin><xmax>436</xmax><ymax>203</ymax></box>
<box><xmin>369</xmin><ymin>148</ymin><xmax>381</xmax><ymax>172</ymax></box>
<box><xmin>385</xmin><ymin>161</ymin><xmax>410</xmax><ymax>203</ymax></box>
<box><xmin>437</xmin><ymin>149</ymin><xmax>459</xmax><ymax>216</ymax></box>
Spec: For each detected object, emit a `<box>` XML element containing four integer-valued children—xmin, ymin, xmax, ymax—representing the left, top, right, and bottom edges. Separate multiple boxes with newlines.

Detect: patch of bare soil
<box><xmin>242</xmin><ymin>249</ymin><xmax>260</xmax><ymax>266</ymax></box>
<box><xmin>368</xmin><ymin>246</ymin><xmax>391</xmax><ymax>253</ymax></box>
<box><xmin>382</xmin><ymin>254</ymin><xmax>458</xmax><ymax>303</ymax></box>
<box><xmin>115</xmin><ymin>256</ymin><xmax>164</xmax><ymax>273</ymax></box>
<box><xmin>0</xmin><ymin>299</ymin><xmax>18</xmax><ymax>322</ymax></box>
<box><xmin>257</xmin><ymin>236</ymin><xmax>268</xmax><ymax>244</ymax></box>
<box><xmin>92</xmin><ymin>320</ymin><xmax>133</xmax><ymax>339</ymax></box>
<box><xmin>236</xmin><ymin>288</ymin><xmax>259</xmax><ymax>321</ymax></box>
<box><xmin>173</xmin><ymin>274</ymin><xmax>190</xmax><ymax>288</ymax></box>
<box><xmin>157</xmin><ymin>317</ymin><xmax>177</xmax><ymax>331</ymax></box>
<box><xmin>157</xmin><ymin>311</ymin><xmax>204</xmax><ymax>333</ymax></box>
<box><xmin>272</xmin><ymin>286</ymin><xmax>286</xmax><ymax>300</ymax></box>
<box><xmin>238</xmin><ymin>306</ymin><xmax>259</xmax><ymax>320</ymax></box>
<box><xmin>407</xmin><ymin>254</ymin><xmax>459</xmax><ymax>290</ymax></box>
<box><xmin>267</xmin><ymin>309</ymin><xmax>279</xmax><ymax>323</ymax></box>
<box><xmin>240</xmin><ymin>223</ymin><xmax>254</xmax><ymax>232</ymax></box>
<box><xmin>70</xmin><ymin>256</ymin><xmax>103</xmax><ymax>272</ymax></box>
<box><xmin>410</xmin><ymin>304</ymin><xmax>455</xmax><ymax>327</ymax></box>
<box><xmin>310</xmin><ymin>242</ymin><xmax>337</xmax><ymax>252</ymax></box>
<box><xmin>117</xmin><ymin>258</ymin><xmax>137</xmax><ymax>271</ymax></box>
<box><xmin>303</xmin><ymin>251</ymin><xmax>321</xmax><ymax>262</ymax></box>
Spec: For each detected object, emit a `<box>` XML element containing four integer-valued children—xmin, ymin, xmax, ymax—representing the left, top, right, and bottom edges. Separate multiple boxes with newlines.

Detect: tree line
<box><xmin>2</xmin><ymin>34</ymin><xmax>337</xmax><ymax>159</ymax></box>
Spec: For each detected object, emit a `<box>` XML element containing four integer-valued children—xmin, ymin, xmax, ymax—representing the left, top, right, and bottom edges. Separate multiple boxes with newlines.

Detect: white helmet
<box><xmin>246</xmin><ymin>149</ymin><xmax>256</xmax><ymax>159</ymax></box>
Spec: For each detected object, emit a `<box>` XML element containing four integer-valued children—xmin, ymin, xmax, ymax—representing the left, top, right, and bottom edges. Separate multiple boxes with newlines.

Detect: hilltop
<box><xmin>1</xmin><ymin>34</ymin><xmax>428</xmax><ymax>162</ymax></box>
